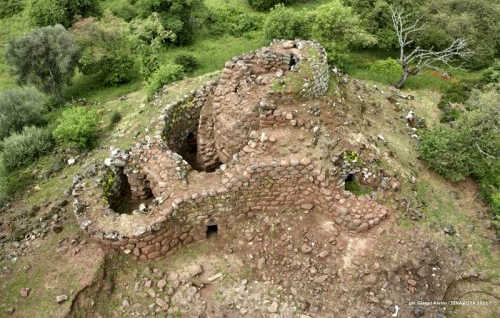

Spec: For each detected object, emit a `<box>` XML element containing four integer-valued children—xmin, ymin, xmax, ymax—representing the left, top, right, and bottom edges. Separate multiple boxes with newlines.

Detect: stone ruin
<box><xmin>71</xmin><ymin>40</ymin><xmax>389</xmax><ymax>261</ymax></box>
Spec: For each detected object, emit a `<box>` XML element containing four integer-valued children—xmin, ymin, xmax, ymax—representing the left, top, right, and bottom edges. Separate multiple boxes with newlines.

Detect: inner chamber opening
<box><xmin>110</xmin><ymin>172</ymin><xmax>154</xmax><ymax>215</ymax></box>
<box><xmin>206</xmin><ymin>225</ymin><xmax>218</xmax><ymax>238</ymax></box>
<box><xmin>177</xmin><ymin>131</ymin><xmax>220</xmax><ymax>173</ymax></box>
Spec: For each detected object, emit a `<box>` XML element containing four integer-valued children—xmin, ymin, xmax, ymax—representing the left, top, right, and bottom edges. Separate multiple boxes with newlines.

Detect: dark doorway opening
<box><xmin>177</xmin><ymin>131</ymin><xmax>221</xmax><ymax>172</ymax></box>
<box><xmin>113</xmin><ymin>177</ymin><xmax>154</xmax><ymax>215</ymax></box>
<box><xmin>344</xmin><ymin>173</ymin><xmax>356</xmax><ymax>192</ymax></box>
<box><xmin>206</xmin><ymin>225</ymin><xmax>218</xmax><ymax>239</ymax></box>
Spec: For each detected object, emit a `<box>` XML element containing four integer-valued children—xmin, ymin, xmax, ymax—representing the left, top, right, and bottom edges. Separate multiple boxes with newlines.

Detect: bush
<box><xmin>311</xmin><ymin>1</ymin><xmax>375</xmax><ymax>66</ymax></box>
<box><xmin>437</xmin><ymin>82</ymin><xmax>473</xmax><ymax>122</ymax></box>
<box><xmin>419</xmin><ymin>90</ymin><xmax>499</xmax><ymax>218</ymax></box>
<box><xmin>263</xmin><ymin>4</ymin><xmax>309</xmax><ymax>40</ymax></box>
<box><xmin>145</xmin><ymin>63</ymin><xmax>184</xmax><ymax>99</ymax></box>
<box><xmin>419</xmin><ymin>126</ymin><xmax>470</xmax><ymax>181</ymax></box>
<box><xmin>129</xmin><ymin>13</ymin><xmax>177</xmax><ymax>78</ymax></box>
<box><xmin>0</xmin><ymin>126</ymin><xmax>54</xmax><ymax>170</ymax></box>
<box><xmin>27</xmin><ymin>0</ymin><xmax>101</xmax><ymax>27</ymax></box>
<box><xmin>72</xmin><ymin>14</ymin><xmax>135</xmax><ymax>86</ymax></box>
<box><xmin>248</xmin><ymin>0</ymin><xmax>291</xmax><ymax>11</ymax></box>
<box><xmin>53</xmin><ymin>107</ymin><xmax>100</xmax><ymax>149</ymax></box>
<box><xmin>109</xmin><ymin>111</ymin><xmax>122</xmax><ymax>125</ymax></box>
<box><xmin>368</xmin><ymin>58</ymin><xmax>401</xmax><ymax>83</ymax></box>
<box><xmin>482</xmin><ymin>60</ymin><xmax>500</xmax><ymax>85</ymax></box>
<box><xmin>0</xmin><ymin>0</ymin><xmax>24</xmax><ymax>18</ymax></box>
<box><xmin>135</xmin><ymin>0</ymin><xmax>202</xmax><ymax>44</ymax></box>
<box><xmin>174</xmin><ymin>54</ymin><xmax>199</xmax><ymax>73</ymax></box>
<box><xmin>0</xmin><ymin>88</ymin><xmax>47</xmax><ymax>141</ymax></box>
<box><xmin>205</xmin><ymin>6</ymin><xmax>263</xmax><ymax>37</ymax></box>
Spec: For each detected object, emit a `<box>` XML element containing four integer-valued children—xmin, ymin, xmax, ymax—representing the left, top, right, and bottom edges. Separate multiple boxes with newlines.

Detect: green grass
<box><xmin>344</xmin><ymin>51</ymin><xmax>483</xmax><ymax>93</ymax></box>
<box><xmin>344</xmin><ymin>180</ymin><xmax>373</xmax><ymax>196</ymax></box>
<box><xmin>0</xmin><ymin>223</ymin><xmax>91</xmax><ymax>317</ymax></box>
<box><xmin>63</xmin><ymin>72</ymin><xmax>143</xmax><ymax>104</ymax></box>
<box><xmin>160</xmin><ymin>32</ymin><xmax>267</xmax><ymax>77</ymax></box>
<box><xmin>0</xmin><ymin>12</ymin><xmax>30</xmax><ymax>90</ymax></box>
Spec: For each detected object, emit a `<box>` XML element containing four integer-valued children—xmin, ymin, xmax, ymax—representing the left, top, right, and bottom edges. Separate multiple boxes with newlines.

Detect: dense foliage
<box><xmin>204</xmin><ymin>6</ymin><xmax>262</xmax><ymax>37</ymax></box>
<box><xmin>52</xmin><ymin>107</ymin><xmax>100</xmax><ymax>149</ymax></box>
<box><xmin>6</xmin><ymin>25</ymin><xmax>80</xmax><ymax>100</ymax></box>
<box><xmin>135</xmin><ymin>0</ymin><xmax>202</xmax><ymax>44</ymax></box>
<box><xmin>130</xmin><ymin>13</ymin><xmax>177</xmax><ymax>77</ymax></box>
<box><xmin>26</xmin><ymin>0</ymin><xmax>101</xmax><ymax>27</ymax></box>
<box><xmin>71</xmin><ymin>14</ymin><xmax>135</xmax><ymax>86</ymax></box>
<box><xmin>145</xmin><ymin>63</ymin><xmax>184</xmax><ymax>99</ymax></box>
<box><xmin>248</xmin><ymin>0</ymin><xmax>292</xmax><ymax>12</ymax></box>
<box><xmin>263</xmin><ymin>4</ymin><xmax>309</xmax><ymax>40</ymax></box>
<box><xmin>311</xmin><ymin>1</ymin><xmax>375</xmax><ymax>65</ymax></box>
<box><xmin>0</xmin><ymin>88</ymin><xmax>46</xmax><ymax>141</ymax></box>
<box><xmin>0</xmin><ymin>0</ymin><xmax>24</xmax><ymax>18</ymax></box>
<box><xmin>174</xmin><ymin>54</ymin><xmax>199</xmax><ymax>73</ymax></box>
<box><xmin>1</xmin><ymin>126</ymin><xmax>54</xmax><ymax>170</ymax></box>
<box><xmin>419</xmin><ymin>89</ymin><xmax>499</xmax><ymax>219</ymax></box>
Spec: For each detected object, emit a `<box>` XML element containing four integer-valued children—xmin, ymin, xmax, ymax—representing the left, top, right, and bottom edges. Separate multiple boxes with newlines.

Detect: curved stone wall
<box><xmin>72</xmin><ymin>152</ymin><xmax>388</xmax><ymax>260</ymax></box>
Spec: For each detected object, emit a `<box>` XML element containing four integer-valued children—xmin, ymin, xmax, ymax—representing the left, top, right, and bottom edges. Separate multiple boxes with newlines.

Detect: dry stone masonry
<box><xmin>71</xmin><ymin>40</ymin><xmax>389</xmax><ymax>260</ymax></box>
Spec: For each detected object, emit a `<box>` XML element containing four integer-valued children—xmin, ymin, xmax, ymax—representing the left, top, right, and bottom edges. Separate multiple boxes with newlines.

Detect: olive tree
<box><xmin>5</xmin><ymin>25</ymin><xmax>80</xmax><ymax>101</ymax></box>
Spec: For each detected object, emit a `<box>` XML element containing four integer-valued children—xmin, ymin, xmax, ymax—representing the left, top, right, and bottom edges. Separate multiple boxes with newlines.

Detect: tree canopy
<box><xmin>6</xmin><ymin>25</ymin><xmax>80</xmax><ymax>100</ymax></box>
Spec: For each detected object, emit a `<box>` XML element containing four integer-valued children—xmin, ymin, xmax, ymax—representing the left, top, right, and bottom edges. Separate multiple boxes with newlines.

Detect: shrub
<box><xmin>135</xmin><ymin>0</ymin><xmax>202</xmax><ymax>44</ymax></box>
<box><xmin>419</xmin><ymin>90</ymin><xmax>499</xmax><ymax>217</ymax></box>
<box><xmin>482</xmin><ymin>60</ymin><xmax>500</xmax><ymax>85</ymax></box>
<box><xmin>53</xmin><ymin>107</ymin><xmax>100</xmax><ymax>149</ymax></box>
<box><xmin>205</xmin><ymin>6</ymin><xmax>263</xmax><ymax>37</ymax></box>
<box><xmin>27</xmin><ymin>0</ymin><xmax>101</xmax><ymax>27</ymax></box>
<box><xmin>369</xmin><ymin>58</ymin><xmax>401</xmax><ymax>83</ymax></box>
<box><xmin>311</xmin><ymin>1</ymin><xmax>375</xmax><ymax>65</ymax></box>
<box><xmin>72</xmin><ymin>14</ymin><xmax>135</xmax><ymax>86</ymax></box>
<box><xmin>0</xmin><ymin>88</ymin><xmax>47</xmax><ymax>140</ymax></box>
<box><xmin>174</xmin><ymin>54</ymin><xmax>199</xmax><ymax>73</ymax></box>
<box><xmin>6</xmin><ymin>25</ymin><xmax>80</xmax><ymax>101</ymax></box>
<box><xmin>129</xmin><ymin>13</ymin><xmax>177</xmax><ymax>78</ymax></box>
<box><xmin>0</xmin><ymin>0</ymin><xmax>24</xmax><ymax>18</ymax></box>
<box><xmin>0</xmin><ymin>126</ymin><xmax>54</xmax><ymax>170</ymax></box>
<box><xmin>145</xmin><ymin>63</ymin><xmax>184</xmax><ymax>99</ymax></box>
<box><xmin>437</xmin><ymin>83</ymin><xmax>472</xmax><ymax>110</ymax></box>
<box><xmin>248</xmin><ymin>0</ymin><xmax>291</xmax><ymax>11</ymax></box>
<box><xmin>263</xmin><ymin>4</ymin><xmax>309</xmax><ymax>40</ymax></box>
<box><xmin>109</xmin><ymin>111</ymin><xmax>122</xmax><ymax>125</ymax></box>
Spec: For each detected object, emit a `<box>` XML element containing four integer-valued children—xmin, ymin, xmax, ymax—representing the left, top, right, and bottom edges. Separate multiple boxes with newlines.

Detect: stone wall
<box><xmin>72</xmin><ymin>153</ymin><xmax>388</xmax><ymax>261</ymax></box>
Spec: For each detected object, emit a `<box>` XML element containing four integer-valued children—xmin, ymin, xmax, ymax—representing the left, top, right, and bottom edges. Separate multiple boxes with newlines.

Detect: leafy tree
<box><xmin>1</xmin><ymin>126</ymin><xmax>54</xmax><ymax>170</ymax></box>
<box><xmin>0</xmin><ymin>88</ymin><xmax>47</xmax><ymax>141</ymax></box>
<box><xmin>26</xmin><ymin>0</ymin><xmax>101</xmax><ymax>28</ymax></box>
<box><xmin>248</xmin><ymin>0</ymin><xmax>292</xmax><ymax>11</ymax></box>
<box><xmin>419</xmin><ymin>0</ymin><xmax>500</xmax><ymax>69</ymax></box>
<box><xmin>5</xmin><ymin>25</ymin><xmax>80</xmax><ymax>102</ymax></box>
<box><xmin>312</xmin><ymin>1</ymin><xmax>375</xmax><ymax>65</ymax></box>
<box><xmin>71</xmin><ymin>13</ymin><xmax>135</xmax><ymax>86</ymax></box>
<box><xmin>263</xmin><ymin>4</ymin><xmax>310</xmax><ymax>41</ymax></box>
<box><xmin>344</xmin><ymin>0</ymin><xmax>425</xmax><ymax>50</ymax></box>
<box><xmin>52</xmin><ymin>106</ymin><xmax>99</xmax><ymax>149</ymax></box>
<box><xmin>0</xmin><ymin>0</ymin><xmax>24</xmax><ymax>18</ymax></box>
<box><xmin>135</xmin><ymin>0</ymin><xmax>202</xmax><ymax>44</ymax></box>
<box><xmin>130</xmin><ymin>13</ymin><xmax>176</xmax><ymax>78</ymax></box>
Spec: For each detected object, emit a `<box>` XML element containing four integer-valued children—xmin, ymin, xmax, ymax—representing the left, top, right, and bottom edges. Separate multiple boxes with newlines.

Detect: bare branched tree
<box><xmin>390</xmin><ymin>7</ymin><xmax>473</xmax><ymax>88</ymax></box>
